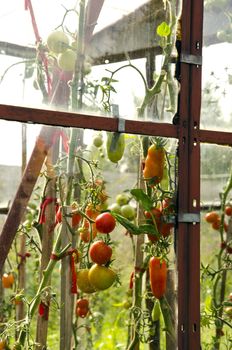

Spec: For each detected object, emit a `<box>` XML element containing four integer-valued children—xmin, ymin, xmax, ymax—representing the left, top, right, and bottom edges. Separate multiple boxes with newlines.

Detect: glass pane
<box><xmin>0</xmin><ymin>120</ymin><xmax>178</xmax><ymax>349</ymax></box>
<box><xmin>200</xmin><ymin>143</ymin><xmax>232</xmax><ymax>349</ymax></box>
<box><xmin>0</xmin><ymin>1</ymin><xmax>180</xmax><ymax>122</ymax></box>
<box><xmin>201</xmin><ymin>1</ymin><xmax>232</xmax><ymax>131</ymax></box>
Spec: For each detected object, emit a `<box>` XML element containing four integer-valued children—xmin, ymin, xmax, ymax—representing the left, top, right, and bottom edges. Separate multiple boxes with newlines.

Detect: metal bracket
<box><xmin>178</xmin><ymin>213</ymin><xmax>200</xmax><ymax>223</ymax></box>
<box><xmin>111</xmin><ymin>104</ymin><xmax>125</xmax><ymax>133</ymax></box>
<box><xmin>180</xmin><ymin>53</ymin><xmax>202</xmax><ymax>66</ymax></box>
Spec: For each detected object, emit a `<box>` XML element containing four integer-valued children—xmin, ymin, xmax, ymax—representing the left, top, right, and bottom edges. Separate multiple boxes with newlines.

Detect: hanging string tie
<box><xmin>51</xmin><ymin>130</ymin><xmax>69</xmax><ymax>154</ymax></box>
<box><xmin>24</xmin><ymin>0</ymin><xmax>52</xmax><ymax>95</ymax></box>
<box><xmin>39</xmin><ymin>197</ymin><xmax>57</xmax><ymax>224</ymax></box>
<box><xmin>38</xmin><ymin>301</ymin><xmax>50</xmax><ymax>320</ymax></box>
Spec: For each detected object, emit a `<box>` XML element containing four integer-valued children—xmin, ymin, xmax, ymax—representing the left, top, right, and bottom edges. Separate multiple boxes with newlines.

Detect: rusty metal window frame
<box><xmin>0</xmin><ymin>0</ymin><xmax>232</xmax><ymax>349</ymax></box>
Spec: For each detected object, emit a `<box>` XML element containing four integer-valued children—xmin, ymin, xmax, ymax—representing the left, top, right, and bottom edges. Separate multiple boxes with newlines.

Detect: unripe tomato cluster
<box><xmin>109</xmin><ymin>192</ymin><xmax>136</xmax><ymax>221</ymax></box>
<box><xmin>45</xmin><ymin>30</ymin><xmax>92</xmax><ymax>74</ymax></box>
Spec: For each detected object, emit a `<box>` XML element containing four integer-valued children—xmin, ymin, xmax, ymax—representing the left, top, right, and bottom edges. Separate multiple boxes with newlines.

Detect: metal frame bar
<box><xmin>177</xmin><ymin>0</ymin><xmax>203</xmax><ymax>348</ymax></box>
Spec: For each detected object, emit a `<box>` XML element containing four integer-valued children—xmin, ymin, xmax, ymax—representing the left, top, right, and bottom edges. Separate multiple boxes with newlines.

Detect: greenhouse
<box><xmin>0</xmin><ymin>0</ymin><xmax>231</xmax><ymax>349</ymax></box>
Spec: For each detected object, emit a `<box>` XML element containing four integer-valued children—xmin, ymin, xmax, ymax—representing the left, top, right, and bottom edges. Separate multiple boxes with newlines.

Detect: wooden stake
<box><xmin>0</xmin><ymin>126</ymin><xmax>58</xmax><ymax>272</ymax></box>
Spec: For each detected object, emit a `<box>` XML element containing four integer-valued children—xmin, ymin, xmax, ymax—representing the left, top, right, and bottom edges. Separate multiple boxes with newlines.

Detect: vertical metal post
<box><xmin>177</xmin><ymin>0</ymin><xmax>203</xmax><ymax>349</ymax></box>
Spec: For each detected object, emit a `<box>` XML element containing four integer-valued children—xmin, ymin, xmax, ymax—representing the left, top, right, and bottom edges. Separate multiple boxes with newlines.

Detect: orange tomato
<box><xmin>149</xmin><ymin>257</ymin><xmax>167</xmax><ymax>299</ymax></box>
<box><xmin>2</xmin><ymin>272</ymin><xmax>14</xmax><ymax>288</ymax></box>
<box><xmin>205</xmin><ymin>211</ymin><xmax>220</xmax><ymax>224</ymax></box>
<box><xmin>225</xmin><ymin>206</ymin><xmax>232</xmax><ymax>216</ymax></box>
<box><xmin>143</xmin><ymin>143</ymin><xmax>165</xmax><ymax>185</ymax></box>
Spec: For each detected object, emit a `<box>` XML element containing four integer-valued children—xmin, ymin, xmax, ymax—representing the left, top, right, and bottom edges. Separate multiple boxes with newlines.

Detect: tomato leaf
<box><xmin>156</xmin><ymin>22</ymin><xmax>171</xmax><ymax>37</ymax></box>
<box><xmin>112</xmin><ymin>213</ymin><xmax>141</xmax><ymax>235</ymax></box>
<box><xmin>130</xmin><ymin>189</ymin><xmax>153</xmax><ymax>211</ymax></box>
<box><xmin>138</xmin><ymin>224</ymin><xmax>159</xmax><ymax>235</ymax></box>
<box><xmin>112</xmin><ymin>213</ymin><xmax>158</xmax><ymax>236</ymax></box>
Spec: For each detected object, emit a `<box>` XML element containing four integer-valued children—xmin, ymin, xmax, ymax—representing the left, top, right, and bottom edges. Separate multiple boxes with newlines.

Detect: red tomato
<box><xmin>149</xmin><ymin>257</ymin><xmax>167</xmax><ymax>299</ymax></box>
<box><xmin>212</xmin><ymin>219</ymin><xmax>221</xmax><ymax>230</ymax></box>
<box><xmin>72</xmin><ymin>211</ymin><xmax>82</xmax><ymax>228</ymax></box>
<box><xmin>95</xmin><ymin>212</ymin><xmax>116</xmax><ymax>234</ymax></box>
<box><xmin>161</xmin><ymin>197</ymin><xmax>175</xmax><ymax>213</ymax></box>
<box><xmin>76</xmin><ymin>298</ymin><xmax>89</xmax><ymax>309</ymax></box>
<box><xmin>147</xmin><ymin>233</ymin><xmax>158</xmax><ymax>243</ymax></box>
<box><xmin>85</xmin><ymin>204</ymin><xmax>99</xmax><ymax>219</ymax></box>
<box><xmin>76</xmin><ymin>307</ymin><xmax>89</xmax><ymax>318</ymax></box>
<box><xmin>205</xmin><ymin>211</ymin><xmax>220</xmax><ymax>223</ymax></box>
<box><xmin>89</xmin><ymin>240</ymin><xmax>112</xmax><ymax>265</ymax></box>
<box><xmin>79</xmin><ymin>227</ymin><xmax>97</xmax><ymax>243</ymax></box>
<box><xmin>144</xmin><ymin>208</ymin><xmax>162</xmax><ymax>222</ymax></box>
<box><xmin>225</xmin><ymin>206</ymin><xmax>232</xmax><ymax>216</ymax></box>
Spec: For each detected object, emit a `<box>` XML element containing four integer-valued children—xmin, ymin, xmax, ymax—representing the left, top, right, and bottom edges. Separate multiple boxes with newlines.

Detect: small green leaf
<box><xmin>204</xmin><ymin>295</ymin><xmax>212</xmax><ymax>314</ymax></box>
<box><xmin>130</xmin><ymin>189</ymin><xmax>153</xmax><ymax>211</ymax></box>
<box><xmin>156</xmin><ymin>22</ymin><xmax>171</xmax><ymax>37</ymax></box>
<box><xmin>152</xmin><ymin>300</ymin><xmax>161</xmax><ymax>321</ymax></box>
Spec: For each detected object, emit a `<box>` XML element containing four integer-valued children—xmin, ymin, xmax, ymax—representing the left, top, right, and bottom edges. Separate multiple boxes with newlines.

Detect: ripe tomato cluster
<box><xmin>145</xmin><ymin>198</ymin><xmax>175</xmax><ymax>243</ymax></box>
<box><xmin>205</xmin><ymin>208</ymin><xmax>232</xmax><ymax>254</ymax></box>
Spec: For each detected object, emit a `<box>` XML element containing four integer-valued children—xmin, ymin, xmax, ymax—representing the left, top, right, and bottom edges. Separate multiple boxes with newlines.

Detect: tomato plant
<box><xmin>95</xmin><ymin>212</ymin><xmax>116</xmax><ymax>234</ymax></box>
<box><xmin>89</xmin><ymin>240</ymin><xmax>112</xmax><ymax>265</ymax></box>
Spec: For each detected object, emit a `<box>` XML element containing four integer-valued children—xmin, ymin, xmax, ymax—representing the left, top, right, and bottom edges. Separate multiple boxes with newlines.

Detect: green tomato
<box><xmin>93</xmin><ymin>135</ymin><xmax>103</xmax><ymax>148</ymax></box>
<box><xmin>116</xmin><ymin>193</ymin><xmax>130</xmax><ymax>206</ymax></box>
<box><xmin>88</xmin><ymin>264</ymin><xmax>117</xmax><ymax>291</ymax></box>
<box><xmin>121</xmin><ymin>204</ymin><xmax>136</xmax><ymax>220</ymax></box>
<box><xmin>47</xmin><ymin>31</ymin><xmax>69</xmax><ymax>53</ymax></box>
<box><xmin>57</xmin><ymin>49</ymin><xmax>77</xmax><ymax>72</ymax></box>
<box><xmin>152</xmin><ymin>300</ymin><xmax>161</xmax><ymax>321</ymax></box>
<box><xmin>106</xmin><ymin>132</ymin><xmax>125</xmax><ymax>163</ymax></box>
<box><xmin>109</xmin><ymin>203</ymin><xmax>121</xmax><ymax>214</ymax></box>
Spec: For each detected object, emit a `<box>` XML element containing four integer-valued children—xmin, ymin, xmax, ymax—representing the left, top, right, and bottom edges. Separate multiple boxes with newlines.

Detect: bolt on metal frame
<box><xmin>0</xmin><ymin>0</ymin><xmax>232</xmax><ymax>348</ymax></box>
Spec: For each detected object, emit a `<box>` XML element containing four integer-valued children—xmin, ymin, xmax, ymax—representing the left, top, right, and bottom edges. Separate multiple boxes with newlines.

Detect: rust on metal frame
<box><xmin>0</xmin><ymin>104</ymin><xmax>178</xmax><ymax>138</ymax></box>
<box><xmin>177</xmin><ymin>0</ymin><xmax>203</xmax><ymax>349</ymax></box>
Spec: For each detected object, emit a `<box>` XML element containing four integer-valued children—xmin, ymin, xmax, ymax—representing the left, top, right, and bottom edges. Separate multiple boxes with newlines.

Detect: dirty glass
<box><xmin>201</xmin><ymin>0</ymin><xmax>232</xmax><ymax>131</ymax></box>
<box><xmin>0</xmin><ymin>0</ymin><xmax>181</xmax><ymax>123</ymax></box>
<box><xmin>0</xmin><ymin>119</ymin><xmax>178</xmax><ymax>349</ymax></box>
<box><xmin>200</xmin><ymin>143</ymin><xmax>232</xmax><ymax>349</ymax></box>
